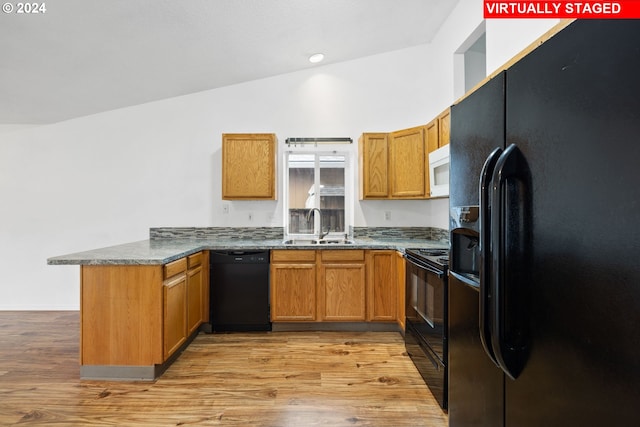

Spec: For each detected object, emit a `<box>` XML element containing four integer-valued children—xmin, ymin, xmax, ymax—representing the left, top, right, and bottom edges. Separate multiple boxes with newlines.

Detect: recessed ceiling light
<box><xmin>309</xmin><ymin>53</ymin><xmax>324</xmax><ymax>63</ymax></box>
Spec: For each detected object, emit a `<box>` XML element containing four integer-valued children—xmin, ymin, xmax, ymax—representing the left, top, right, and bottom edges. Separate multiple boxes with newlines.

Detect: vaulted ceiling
<box><xmin>0</xmin><ymin>0</ymin><xmax>459</xmax><ymax>124</ymax></box>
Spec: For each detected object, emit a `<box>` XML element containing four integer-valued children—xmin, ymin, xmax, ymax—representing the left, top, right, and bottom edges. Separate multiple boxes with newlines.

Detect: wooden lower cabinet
<box><xmin>396</xmin><ymin>251</ymin><xmax>406</xmax><ymax>330</ymax></box>
<box><xmin>270</xmin><ymin>250</ymin><xmax>317</xmax><ymax>321</ymax></box>
<box><xmin>81</xmin><ymin>265</ymin><xmax>164</xmax><ymax>366</ymax></box>
<box><xmin>271</xmin><ymin>249</ymin><xmax>396</xmax><ymax>324</ymax></box>
<box><xmin>164</xmin><ymin>252</ymin><xmax>207</xmax><ymax>358</ymax></box>
<box><xmin>271</xmin><ymin>264</ymin><xmax>316</xmax><ymax>321</ymax></box>
<box><xmin>163</xmin><ymin>273</ymin><xmax>187</xmax><ymax>360</ymax></box>
<box><xmin>320</xmin><ymin>263</ymin><xmax>366</xmax><ymax>321</ymax></box>
<box><xmin>366</xmin><ymin>250</ymin><xmax>397</xmax><ymax>322</ymax></box>
<box><xmin>319</xmin><ymin>250</ymin><xmax>366</xmax><ymax>321</ymax></box>
<box><xmin>80</xmin><ymin>251</ymin><xmax>208</xmax><ymax>378</ymax></box>
<box><xmin>186</xmin><ymin>252</ymin><xmax>205</xmax><ymax>335</ymax></box>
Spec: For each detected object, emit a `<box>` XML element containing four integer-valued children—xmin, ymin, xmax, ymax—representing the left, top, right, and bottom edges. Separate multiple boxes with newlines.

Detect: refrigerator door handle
<box><xmin>479</xmin><ymin>147</ymin><xmax>503</xmax><ymax>367</ymax></box>
<box><xmin>490</xmin><ymin>143</ymin><xmax>531</xmax><ymax>380</ymax></box>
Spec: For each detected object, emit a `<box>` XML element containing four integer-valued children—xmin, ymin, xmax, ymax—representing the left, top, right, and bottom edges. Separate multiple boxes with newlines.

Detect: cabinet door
<box><xmin>426</xmin><ymin>119</ymin><xmax>439</xmax><ymax>153</ymax></box>
<box><xmin>396</xmin><ymin>252</ymin><xmax>406</xmax><ymax>330</ymax></box>
<box><xmin>222</xmin><ymin>133</ymin><xmax>276</xmax><ymax>200</ymax></box>
<box><xmin>389</xmin><ymin>126</ymin><xmax>426</xmax><ymax>198</ymax></box>
<box><xmin>438</xmin><ymin>109</ymin><xmax>450</xmax><ymax>147</ymax></box>
<box><xmin>320</xmin><ymin>263</ymin><xmax>366</xmax><ymax>321</ymax></box>
<box><xmin>424</xmin><ymin>120</ymin><xmax>438</xmax><ymax>200</ymax></box>
<box><xmin>163</xmin><ymin>274</ymin><xmax>187</xmax><ymax>360</ymax></box>
<box><xmin>359</xmin><ymin>133</ymin><xmax>389</xmax><ymax>199</ymax></box>
<box><xmin>366</xmin><ymin>251</ymin><xmax>397</xmax><ymax>322</ymax></box>
<box><xmin>270</xmin><ymin>263</ymin><xmax>317</xmax><ymax>321</ymax></box>
<box><xmin>186</xmin><ymin>264</ymin><xmax>203</xmax><ymax>335</ymax></box>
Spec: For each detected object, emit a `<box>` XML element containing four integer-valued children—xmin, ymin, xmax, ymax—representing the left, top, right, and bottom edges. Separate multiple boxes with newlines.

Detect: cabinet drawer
<box><xmin>321</xmin><ymin>250</ymin><xmax>365</xmax><ymax>262</ymax></box>
<box><xmin>164</xmin><ymin>258</ymin><xmax>187</xmax><ymax>279</ymax></box>
<box><xmin>187</xmin><ymin>252</ymin><xmax>202</xmax><ymax>268</ymax></box>
<box><xmin>271</xmin><ymin>250</ymin><xmax>316</xmax><ymax>263</ymax></box>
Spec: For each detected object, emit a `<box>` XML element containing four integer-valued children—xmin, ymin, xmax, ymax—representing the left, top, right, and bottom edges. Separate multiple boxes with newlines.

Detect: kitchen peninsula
<box><xmin>48</xmin><ymin>226</ymin><xmax>448</xmax><ymax>381</ymax></box>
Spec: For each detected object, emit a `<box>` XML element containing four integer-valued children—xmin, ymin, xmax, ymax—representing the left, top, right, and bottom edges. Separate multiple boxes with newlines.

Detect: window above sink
<box><xmin>283</xmin><ymin>149</ymin><xmax>352</xmax><ymax>241</ymax></box>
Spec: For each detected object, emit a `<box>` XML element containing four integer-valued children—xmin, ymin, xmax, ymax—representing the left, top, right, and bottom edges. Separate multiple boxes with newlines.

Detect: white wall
<box><xmin>486</xmin><ymin>18</ymin><xmax>560</xmax><ymax>74</ymax></box>
<box><xmin>0</xmin><ymin>124</ymin><xmax>40</xmax><ymax>134</ymax></box>
<box><xmin>0</xmin><ymin>1</ymin><xmax>558</xmax><ymax>309</ymax></box>
<box><xmin>465</xmin><ymin>49</ymin><xmax>487</xmax><ymax>93</ymax></box>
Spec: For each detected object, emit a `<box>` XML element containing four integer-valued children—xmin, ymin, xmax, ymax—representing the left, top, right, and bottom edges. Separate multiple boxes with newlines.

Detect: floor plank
<box><xmin>0</xmin><ymin>312</ymin><xmax>447</xmax><ymax>426</ymax></box>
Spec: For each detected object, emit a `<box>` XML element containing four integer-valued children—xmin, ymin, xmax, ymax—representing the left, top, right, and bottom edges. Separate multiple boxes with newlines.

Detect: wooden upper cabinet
<box><xmin>359</xmin><ymin>126</ymin><xmax>427</xmax><ymax>200</ymax></box>
<box><xmin>388</xmin><ymin>126</ymin><xmax>427</xmax><ymax>199</ymax></box>
<box><xmin>424</xmin><ymin>108</ymin><xmax>451</xmax><ymax>199</ymax></box>
<box><xmin>222</xmin><ymin>133</ymin><xmax>276</xmax><ymax>200</ymax></box>
<box><xmin>359</xmin><ymin>108</ymin><xmax>448</xmax><ymax>200</ymax></box>
<box><xmin>426</xmin><ymin>119</ymin><xmax>439</xmax><ymax>153</ymax></box>
<box><xmin>359</xmin><ymin>133</ymin><xmax>389</xmax><ymax>199</ymax></box>
<box><xmin>426</xmin><ymin>108</ymin><xmax>451</xmax><ymax>153</ymax></box>
<box><xmin>438</xmin><ymin>108</ymin><xmax>450</xmax><ymax>147</ymax></box>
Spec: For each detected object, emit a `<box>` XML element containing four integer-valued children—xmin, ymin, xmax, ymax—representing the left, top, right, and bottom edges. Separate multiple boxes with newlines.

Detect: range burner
<box><xmin>414</xmin><ymin>249</ymin><xmax>448</xmax><ymax>257</ymax></box>
<box><xmin>405</xmin><ymin>248</ymin><xmax>449</xmax><ymax>270</ymax></box>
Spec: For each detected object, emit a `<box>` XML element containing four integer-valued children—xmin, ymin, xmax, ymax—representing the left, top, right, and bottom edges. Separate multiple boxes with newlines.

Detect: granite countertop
<box><xmin>47</xmin><ymin>237</ymin><xmax>449</xmax><ymax>266</ymax></box>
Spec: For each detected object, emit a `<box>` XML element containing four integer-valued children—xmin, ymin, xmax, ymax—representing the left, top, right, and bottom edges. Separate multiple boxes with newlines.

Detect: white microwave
<box><xmin>428</xmin><ymin>144</ymin><xmax>450</xmax><ymax>197</ymax></box>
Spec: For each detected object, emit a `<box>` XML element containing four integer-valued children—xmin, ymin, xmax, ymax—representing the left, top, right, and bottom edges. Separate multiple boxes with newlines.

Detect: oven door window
<box><xmin>408</xmin><ymin>265</ymin><xmax>429</xmax><ymax>325</ymax></box>
<box><xmin>406</xmin><ymin>260</ymin><xmax>445</xmax><ymax>359</ymax></box>
<box><xmin>407</xmin><ymin>266</ymin><xmax>444</xmax><ymax>328</ymax></box>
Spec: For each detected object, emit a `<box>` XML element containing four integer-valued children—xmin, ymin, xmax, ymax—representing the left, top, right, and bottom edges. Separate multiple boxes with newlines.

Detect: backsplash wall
<box><xmin>150</xmin><ymin>226</ymin><xmax>449</xmax><ymax>243</ymax></box>
<box><xmin>353</xmin><ymin>226</ymin><xmax>449</xmax><ymax>243</ymax></box>
<box><xmin>150</xmin><ymin>227</ymin><xmax>285</xmax><ymax>240</ymax></box>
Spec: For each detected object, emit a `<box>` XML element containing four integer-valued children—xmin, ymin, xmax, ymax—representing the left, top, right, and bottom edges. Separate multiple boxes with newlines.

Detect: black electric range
<box><xmin>404</xmin><ymin>247</ymin><xmax>450</xmax><ymax>410</ymax></box>
<box><xmin>404</xmin><ymin>248</ymin><xmax>449</xmax><ymax>272</ymax></box>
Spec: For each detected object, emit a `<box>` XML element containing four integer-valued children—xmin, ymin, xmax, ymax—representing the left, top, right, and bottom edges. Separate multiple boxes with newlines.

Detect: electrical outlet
<box><xmin>222</xmin><ymin>204</ymin><xmax>230</xmax><ymax>214</ymax></box>
<box><xmin>248</xmin><ymin>212</ymin><xmax>253</xmax><ymax>221</ymax></box>
<box><xmin>384</xmin><ymin>211</ymin><xmax>391</xmax><ymax>221</ymax></box>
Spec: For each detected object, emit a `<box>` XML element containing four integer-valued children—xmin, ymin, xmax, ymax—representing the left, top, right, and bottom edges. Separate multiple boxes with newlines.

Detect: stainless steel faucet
<box><xmin>306</xmin><ymin>208</ymin><xmax>329</xmax><ymax>239</ymax></box>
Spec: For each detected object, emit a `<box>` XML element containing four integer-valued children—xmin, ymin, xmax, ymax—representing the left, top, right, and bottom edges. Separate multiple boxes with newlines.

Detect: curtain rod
<box><xmin>285</xmin><ymin>137</ymin><xmax>353</xmax><ymax>146</ymax></box>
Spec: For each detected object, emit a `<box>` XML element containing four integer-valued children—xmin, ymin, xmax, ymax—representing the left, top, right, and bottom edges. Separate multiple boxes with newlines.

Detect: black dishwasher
<box><xmin>209</xmin><ymin>250</ymin><xmax>271</xmax><ymax>332</ymax></box>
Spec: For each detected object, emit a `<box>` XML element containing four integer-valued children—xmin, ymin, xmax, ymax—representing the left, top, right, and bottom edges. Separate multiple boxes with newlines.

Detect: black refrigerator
<box><xmin>448</xmin><ymin>20</ymin><xmax>640</xmax><ymax>427</ymax></box>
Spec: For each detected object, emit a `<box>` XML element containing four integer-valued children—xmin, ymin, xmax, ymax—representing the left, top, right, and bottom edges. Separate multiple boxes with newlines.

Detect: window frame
<box><xmin>283</xmin><ymin>147</ymin><xmax>352</xmax><ymax>240</ymax></box>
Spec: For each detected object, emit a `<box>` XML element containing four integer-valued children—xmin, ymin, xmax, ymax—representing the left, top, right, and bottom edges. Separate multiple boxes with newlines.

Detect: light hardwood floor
<box><xmin>0</xmin><ymin>312</ymin><xmax>448</xmax><ymax>426</ymax></box>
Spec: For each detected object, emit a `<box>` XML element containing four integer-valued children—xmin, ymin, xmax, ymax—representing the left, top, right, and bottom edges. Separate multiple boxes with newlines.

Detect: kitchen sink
<box><xmin>282</xmin><ymin>239</ymin><xmax>316</xmax><ymax>245</ymax></box>
<box><xmin>282</xmin><ymin>239</ymin><xmax>354</xmax><ymax>245</ymax></box>
<box><xmin>315</xmin><ymin>239</ymin><xmax>354</xmax><ymax>245</ymax></box>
